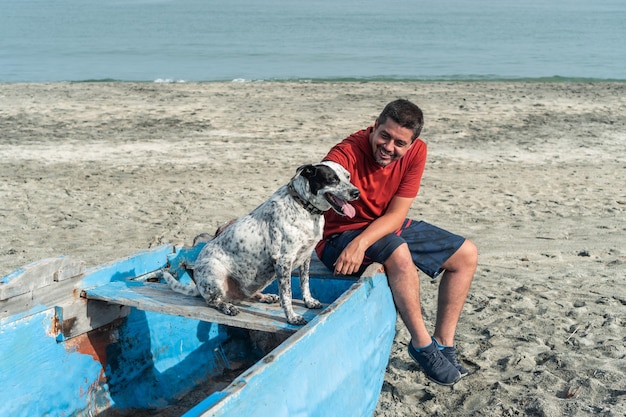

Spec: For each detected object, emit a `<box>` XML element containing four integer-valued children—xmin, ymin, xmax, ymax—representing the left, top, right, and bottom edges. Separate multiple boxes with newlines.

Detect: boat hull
<box><xmin>188</xmin><ymin>273</ymin><xmax>396</xmax><ymax>417</ymax></box>
<box><xmin>0</xmin><ymin>245</ymin><xmax>396</xmax><ymax>416</ymax></box>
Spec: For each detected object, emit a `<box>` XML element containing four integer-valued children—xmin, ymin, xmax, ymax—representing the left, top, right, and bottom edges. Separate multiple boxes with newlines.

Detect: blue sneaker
<box><xmin>440</xmin><ymin>346</ymin><xmax>469</xmax><ymax>377</ymax></box>
<box><xmin>408</xmin><ymin>340</ymin><xmax>461</xmax><ymax>386</ymax></box>
<box><xmin>432</xmin><ymin>338</ymin><xmax>469</xmax><ymax>377</ymax></box>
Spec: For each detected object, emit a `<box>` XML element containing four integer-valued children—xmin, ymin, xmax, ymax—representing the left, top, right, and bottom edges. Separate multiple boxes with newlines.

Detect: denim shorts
<box><xmin>319</xmin><ymin>219</ymin><xmax>465</xmax><ymax>279</ymax></box>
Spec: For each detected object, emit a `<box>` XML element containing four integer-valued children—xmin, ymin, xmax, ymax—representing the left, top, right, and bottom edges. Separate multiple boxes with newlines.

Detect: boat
<box><xmin>0</xmin><ymin>240</ymin><xmax>397</xmax><ymax>416</ymax></box>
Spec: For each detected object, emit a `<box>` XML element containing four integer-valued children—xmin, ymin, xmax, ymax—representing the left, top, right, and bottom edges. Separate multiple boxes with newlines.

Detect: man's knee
<box><xmin>462</xmin><ymin>239</ymin><xmax>478</xmax><ymax>265</ymax></box>
<box><xmin>444</xmin><ymin>239</ymin><xmax>478</xmax><ymax>271</ymax></box>
<box><xmin>384</xmin><ymin>243</ymin><xmax>415</xmax><ymax>273</ymax></box>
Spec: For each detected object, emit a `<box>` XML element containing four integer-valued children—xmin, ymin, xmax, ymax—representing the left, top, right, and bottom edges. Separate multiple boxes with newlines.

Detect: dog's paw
<box><xmin>218</xmin><ymin>303</ymin><xmax>240</xmax><ymax>316</ymax></box>
<box><xmin>257</xmin><ymin>293</ymin><xmax>280</xmax><ymax>304</ymax></box>
<box><xmin>304</xmin><ymin>298</ymin><xmax>323</xmax><ymax>309</ymax></box>
<box><xmin>287</xmin><ymin>315</ymin><xmax>308</xmax><ymax>326</ymax></box>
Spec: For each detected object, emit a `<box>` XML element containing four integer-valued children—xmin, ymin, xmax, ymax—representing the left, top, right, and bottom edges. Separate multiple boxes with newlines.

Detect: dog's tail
<box><xmin>160</xmin><ymin>270</ymin><xmax>201</xmax><ymax>297</ymax></box>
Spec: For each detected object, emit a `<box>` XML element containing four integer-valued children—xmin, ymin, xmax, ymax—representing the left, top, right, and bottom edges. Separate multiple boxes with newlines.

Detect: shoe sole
<box><xmin>426</xmin><ymin>374</ymin><xmax>459</xmax><ymax>386</ymax></box>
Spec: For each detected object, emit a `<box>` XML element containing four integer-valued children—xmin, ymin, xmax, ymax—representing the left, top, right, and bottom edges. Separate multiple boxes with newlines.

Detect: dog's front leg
<box><xmin>275</xmin><ymin>263</ymin><xmax>307</xmax><ymax>325</ymax></box>
<box><xmin>298</xmin><ymin>258</ymin><xmax>322</xmax><ymax>309</ymax></box>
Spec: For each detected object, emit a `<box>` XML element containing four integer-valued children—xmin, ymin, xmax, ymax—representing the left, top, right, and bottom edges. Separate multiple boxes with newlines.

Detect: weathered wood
<box><xmin>1</xmin><ymin>245</ymin><xmax>174</xmax><ymax>341</ymax></box>
<box><xmin>82</xmin><ymin>281</ymin><xmax>323</xmax><ymax>334</ymax></box>
<box><xmin>55</xmin><ymin>299</ymin><xmax>130</xmax><ymax>341</ymax></box>
<box><xmin>1</xmin><ymin>268</ymin><xmax>131</xmax><ymax>341</ymax></box>
<box><xmin>0</xmin><ymin>257</ymin><xmax>85</xmax><ymax>301</ymax></box>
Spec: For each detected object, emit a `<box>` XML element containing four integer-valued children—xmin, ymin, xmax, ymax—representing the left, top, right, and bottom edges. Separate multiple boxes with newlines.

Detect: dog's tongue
<box><xmin>342</xmin><ymin>201</ymin><xmax>356</xmax><ymax>218</ymax></box>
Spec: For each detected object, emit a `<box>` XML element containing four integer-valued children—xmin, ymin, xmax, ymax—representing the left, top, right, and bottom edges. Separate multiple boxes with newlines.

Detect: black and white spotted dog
<box><xmin>162</xmin><ymin>161</ymin><xmax>360</xmax><ymax>325</ymax></box>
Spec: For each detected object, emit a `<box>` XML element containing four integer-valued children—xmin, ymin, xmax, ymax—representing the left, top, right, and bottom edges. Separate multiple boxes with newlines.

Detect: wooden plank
<box><xmin>81</xmin><ymin>281</ymin><xmax>322</xmax><ymax>334</ymax></box>
<box><xmin>2</xmin><ymin>246</ymin><xmax>173</xmax><ymax>339</ymax></box>
<box><xmin>56</xmin><ymin>300</ymin><xmax>130</xmax><ymax>342</ymax></box>
<box><xmin>0</xmin><ymin>257</ymin><xmax>85</xmax><ymax>301</ymax></box>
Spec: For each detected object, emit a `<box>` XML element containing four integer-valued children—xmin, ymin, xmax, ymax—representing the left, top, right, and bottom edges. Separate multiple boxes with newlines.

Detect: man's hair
<box><xmin>378</xmin><ymin>99</ymin><xmax>424</xmax><ymax>141</ymax></box>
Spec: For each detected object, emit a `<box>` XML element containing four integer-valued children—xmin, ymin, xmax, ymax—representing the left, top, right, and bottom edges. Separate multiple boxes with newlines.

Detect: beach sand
<box><xmin>1</xmin><ymin>81</ymin><xmax>624</xmax><ymax>416</ymax></box>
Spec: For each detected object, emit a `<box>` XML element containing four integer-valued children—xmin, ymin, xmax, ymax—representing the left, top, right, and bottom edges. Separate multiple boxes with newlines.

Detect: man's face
<box><xmin>369</xmin><ymin>118</ymin><xmax>414</xmax><ymax>167</ymax></box>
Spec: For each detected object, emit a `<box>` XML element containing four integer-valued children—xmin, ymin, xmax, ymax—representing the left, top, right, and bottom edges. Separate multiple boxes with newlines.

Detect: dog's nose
<box><xmin>350</xmin><ymin>189</ymin><xmax>360</xmax><ymax>199</ymax></box>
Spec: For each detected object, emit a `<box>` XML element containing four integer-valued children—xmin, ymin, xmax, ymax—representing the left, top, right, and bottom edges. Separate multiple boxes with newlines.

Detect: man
<box><xmin>315</xmin><ymin>99</ymin><xmax>478</xmax><ymax>386</ymax></box>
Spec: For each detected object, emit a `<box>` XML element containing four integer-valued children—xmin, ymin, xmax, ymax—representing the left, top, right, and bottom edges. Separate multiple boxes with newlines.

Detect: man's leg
<box><xmin>384</xmin><ymin>243</ymin><xmax>461</xmax><ymax>385</ymax></box>
<box><xmin>433</xmin><ymin>239</ymin><xmax>478</xmax><ymax>346</ymax></box>
<box><xmin>384</xmin><ymin>242</ymin><xmax>431</xmax><ymax>347</ymax></box>
<box><xmin>429</xmin><ymin>239</ymin><xmax>477</xmax><ymax>377</ymax></box>
<box><xmin>318</xmin><ymin>225</ymin><xmax>475</xmax><ymax>384</ymax></box>
<box><xmin>391</xmin><ymin>220</ymin><xmax>477</xmax><ymax>347</ymax></box>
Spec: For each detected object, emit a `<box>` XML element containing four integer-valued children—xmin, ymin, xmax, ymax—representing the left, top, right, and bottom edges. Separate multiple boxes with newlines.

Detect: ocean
<box><xmin>0</xmin><ymin>0</ymin><xmax>625</xmax><ymax>83</ymax></box>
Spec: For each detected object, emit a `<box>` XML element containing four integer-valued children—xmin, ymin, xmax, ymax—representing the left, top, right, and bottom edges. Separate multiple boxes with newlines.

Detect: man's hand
<box><xmin>333</xmin><ymin>239</ymin><xmax>367</xmax><ymax>276</ymax></box>
<box><xmin>332</xmin><ymin>196</ymin><xmax>415</xmax><ymax>276</ymax></box>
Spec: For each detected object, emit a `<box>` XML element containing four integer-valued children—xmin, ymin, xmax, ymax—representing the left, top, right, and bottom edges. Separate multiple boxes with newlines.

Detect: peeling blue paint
<box><xmin>0</xmin><ymin>309</ymin><xmax>110</xmax><ymax>417</ymax></box>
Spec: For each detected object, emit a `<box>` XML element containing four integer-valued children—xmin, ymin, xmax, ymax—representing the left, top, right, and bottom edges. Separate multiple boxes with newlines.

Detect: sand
<box><xmin>1</xmin><ymin>81</ymin><xmax>625</xmax><ymax>416</ymax></box>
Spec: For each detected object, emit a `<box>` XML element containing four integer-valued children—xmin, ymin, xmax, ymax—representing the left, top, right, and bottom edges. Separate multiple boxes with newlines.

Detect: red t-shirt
<box><xmin>318</xmin><ymin>126</ymin><xmax>427</xmax><ymax>246</ymax></box>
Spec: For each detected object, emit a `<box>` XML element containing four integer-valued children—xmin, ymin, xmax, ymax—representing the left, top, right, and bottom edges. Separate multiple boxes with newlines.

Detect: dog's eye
<box><xmin>322</xmin><ymin>171</ymin><xmax>340</xmax><ymax>185</ymax></box>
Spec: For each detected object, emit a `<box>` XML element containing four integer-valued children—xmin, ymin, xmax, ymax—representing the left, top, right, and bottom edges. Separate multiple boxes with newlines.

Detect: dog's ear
<box><xmin>297</xmin><ymin>164</ymin><xmax>317</xmax><ymax>179</ymax></box>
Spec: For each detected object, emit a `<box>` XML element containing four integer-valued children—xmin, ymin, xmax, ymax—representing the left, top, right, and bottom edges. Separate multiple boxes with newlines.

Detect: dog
<box><xmin>162</xmin><ymin>161</ymin><xmax>360</xmax><ymax>325</ymax></box>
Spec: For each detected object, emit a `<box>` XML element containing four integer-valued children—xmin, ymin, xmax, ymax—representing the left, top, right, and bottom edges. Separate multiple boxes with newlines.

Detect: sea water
<box><xmin>0</xmin><ymin>0</ymin><xmax>624</xmax><ymax>82</ymax></box>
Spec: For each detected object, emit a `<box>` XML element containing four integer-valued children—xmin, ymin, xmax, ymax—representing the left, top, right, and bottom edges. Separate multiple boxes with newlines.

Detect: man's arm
<box><xmin>332</xmin><ymin>196</ymin><xmax>414</xmax><ymax>276</ymax></box>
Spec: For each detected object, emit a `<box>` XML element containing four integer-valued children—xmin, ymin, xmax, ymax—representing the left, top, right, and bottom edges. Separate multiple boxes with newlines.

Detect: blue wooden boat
<box><xmin>0</xmin><ymin>241</ymin><xmax>396</xmax><ymax>416</ymax></box>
